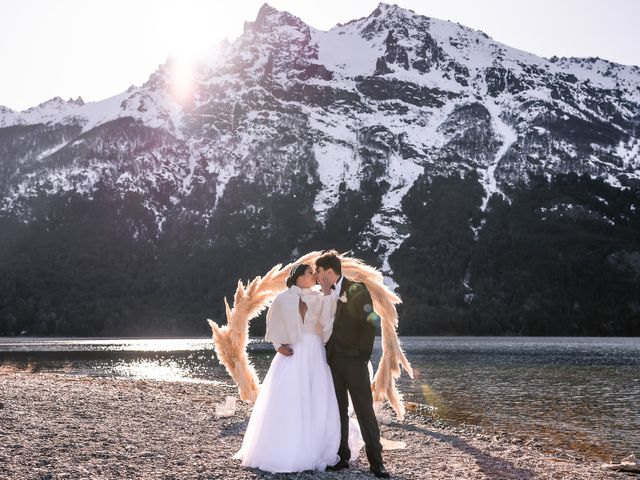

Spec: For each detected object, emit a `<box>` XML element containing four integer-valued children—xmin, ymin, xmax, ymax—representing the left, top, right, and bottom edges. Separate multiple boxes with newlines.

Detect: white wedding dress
<box><xmin>233</xmin><ymin>287</ymin><xmax>341</xmax><ymax>473</ymax></box>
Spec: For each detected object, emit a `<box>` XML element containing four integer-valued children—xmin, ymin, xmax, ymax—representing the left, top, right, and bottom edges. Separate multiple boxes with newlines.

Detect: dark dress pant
<box><xmin>329</xmin><ymin>353</ymin><xmax>383</xmax><ymax>468</ymax></box>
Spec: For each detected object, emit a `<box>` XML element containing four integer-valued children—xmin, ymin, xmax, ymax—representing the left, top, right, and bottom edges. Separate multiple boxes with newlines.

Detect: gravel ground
<box><xmin>0</xmin><ymin>370</ymin><xmax>629</xmax><ymax>480</ymax></box>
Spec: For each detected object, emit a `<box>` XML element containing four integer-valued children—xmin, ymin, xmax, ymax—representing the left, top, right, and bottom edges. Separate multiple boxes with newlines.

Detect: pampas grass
<box><xmin>207</xmin><ymin>251</ymin><xmax>413</xmax><ymax>419</ymax></box>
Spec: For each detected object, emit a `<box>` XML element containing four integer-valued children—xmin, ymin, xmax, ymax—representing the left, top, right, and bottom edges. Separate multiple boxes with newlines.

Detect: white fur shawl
<box><xmin>264</xmin><ymin>286</ymin><xmax>332</xmax><ymax>345</ymax></box>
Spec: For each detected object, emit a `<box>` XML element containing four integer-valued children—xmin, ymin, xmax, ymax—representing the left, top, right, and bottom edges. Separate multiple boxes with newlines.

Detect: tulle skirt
<box><xmin>233</xmin><ymin>334</ymin><xmax>340</xmax><ymax>473</ymax></box>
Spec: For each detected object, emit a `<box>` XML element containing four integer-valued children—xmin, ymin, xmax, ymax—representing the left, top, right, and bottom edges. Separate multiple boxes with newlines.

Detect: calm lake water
<box><xmin>1</xmin><ymin>336</ymin><xmax>638</xmax><ymax>462</ymax></box>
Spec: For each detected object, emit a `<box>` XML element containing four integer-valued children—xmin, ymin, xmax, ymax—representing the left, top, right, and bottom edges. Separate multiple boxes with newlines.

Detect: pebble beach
<box><xmin>0</xmin><ymin>369</ymin><xmax>630</xmax><ymax>480</ymax></box>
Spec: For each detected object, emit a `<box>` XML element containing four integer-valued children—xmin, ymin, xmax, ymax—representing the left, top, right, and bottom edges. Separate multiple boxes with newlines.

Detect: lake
<box><xmin>1</xmin><ymin>336</ymin><xmax>638</xmax><ymax>462</ymax></box>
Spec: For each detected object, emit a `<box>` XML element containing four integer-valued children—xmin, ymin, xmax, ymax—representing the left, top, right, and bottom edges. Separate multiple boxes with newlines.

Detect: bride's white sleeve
<box><xmin>316</xmin><ymin>294</ymin><xmax>337</xmax><ymax>344</ymax></box>
<box><xmin>265</xmin><ymin>296</ymin><xmax>283</xmax><ymax>350</ymax></box>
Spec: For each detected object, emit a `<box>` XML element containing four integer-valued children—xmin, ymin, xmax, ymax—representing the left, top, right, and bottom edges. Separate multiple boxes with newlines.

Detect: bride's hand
<box><xmin>277</xmin><ymin>345</ymin><xmax>294</xmax><ymax>356</ymax></box>
<box><xmin>319</xmin><ymin>274</ymin><xmax>332</xmax><ymax>295</ymax></box>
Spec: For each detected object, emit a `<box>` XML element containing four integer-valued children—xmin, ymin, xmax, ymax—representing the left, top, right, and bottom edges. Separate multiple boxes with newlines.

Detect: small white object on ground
<box><xmin>215</xmin><ymin>395</ymin><xmax>237</xmax><ymax>418</ymax></box>
<box><xmin>601</xmin><ymin>453</ymin><xmax>639</xmax><ymax>473</ymax></box>
<box><xmin>381</xmin><ymin>437</ymin><xmax>406</xmax><ymax>450</ymax></box>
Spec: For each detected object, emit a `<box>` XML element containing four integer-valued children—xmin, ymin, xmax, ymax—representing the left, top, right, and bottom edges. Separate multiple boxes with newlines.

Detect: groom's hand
<box><xmin>277</xmin><ymin>345</ymin><xmax>294</xmax><ymax>356</ymax></box>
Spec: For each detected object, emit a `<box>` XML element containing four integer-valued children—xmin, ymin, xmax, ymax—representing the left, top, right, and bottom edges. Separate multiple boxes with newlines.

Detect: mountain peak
<box><xmin>248</xmin><ymin>2</ymin><xmax>308</xmax><ymax>34</ymax></box>
<box><xmin>370</xmin><ymin>2</ymin><xmax>417</xmax><ymax>20</ymax></box>
<box><xmin>68</xmin><ymin>96</ymin><xmax>85</xmax><ymax>106</ymax></box>
<box><xmin>23</xmin><ymin>96</ymin><xmax>66</xmax><ymax>113</ymax></box>
<box><xmin>255</xmin><ymin>2</ymin><xmax>279</xmax><ymax>21</ymax></box>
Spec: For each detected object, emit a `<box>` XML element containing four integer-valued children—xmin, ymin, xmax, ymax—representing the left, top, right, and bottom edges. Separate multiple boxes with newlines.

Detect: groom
<box><xmin>316</xmin><ymin>250</ymin><xmax>390</xmax><ymax>479</ymax></box>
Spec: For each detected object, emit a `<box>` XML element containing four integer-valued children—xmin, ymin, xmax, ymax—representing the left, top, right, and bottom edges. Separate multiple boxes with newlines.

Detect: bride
<box><xmin>233</xmin><ymin>263</ymin><xmax>340</xmax><ymax>472</ymax></box>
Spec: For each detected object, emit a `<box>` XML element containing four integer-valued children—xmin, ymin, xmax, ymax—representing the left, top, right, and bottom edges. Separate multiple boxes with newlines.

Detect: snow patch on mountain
<box><xmin>213</xmin><ymin>158</ymin><xmax>239</xmax><ymax>208</ymax></box>
<box><xmin>480</xmin><ymin>100</ymin><xmax>518</xmax><ymax>212</ymax></box>
<box><xmin>550</xmin><ymin>56</ymin><xmax>640</xmax><ymax>95</ymax></box>
<box><xmin>313</xmin><ymin>141</ymin><xmax>361</xmax><ymax>221</ymax></box>
<box><xmin>35</xmin><ymin>141</ymin><xmax>68</xmax><ymax>161</ymax></box>
<box><xmin>369</xmin><ymin>153</ymin><xmax>423</xmax><ymax>289</ymax></box>
<box><xmin>314</xmin><ymin>25</ymin><xmax>383</xmax><ymax>78</ymax></box>
<box><xmin>616</xmin><ymin>138</ymin><xmax>640</xmax><ymax>170</ymax></box>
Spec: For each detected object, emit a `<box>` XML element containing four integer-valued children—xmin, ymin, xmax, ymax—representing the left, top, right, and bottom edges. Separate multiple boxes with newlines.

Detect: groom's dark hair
<box><xmin>315</xmin><ymin>250</ymin><xmax>342</xmax><ymax>276</ymax></box>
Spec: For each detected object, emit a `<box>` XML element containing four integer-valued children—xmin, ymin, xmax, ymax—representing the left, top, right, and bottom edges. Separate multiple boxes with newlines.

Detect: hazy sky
<box><xmin>1</xmin><ymin>0</ymin><xmax>639</xmax><ymax>111</ymax></box>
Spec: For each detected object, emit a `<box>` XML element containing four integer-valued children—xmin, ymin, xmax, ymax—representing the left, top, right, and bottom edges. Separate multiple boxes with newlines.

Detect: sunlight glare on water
<box><xmin>111</xmin><ymin>358</ymin><xmax>220</xmax><ymax>384</ymax></box>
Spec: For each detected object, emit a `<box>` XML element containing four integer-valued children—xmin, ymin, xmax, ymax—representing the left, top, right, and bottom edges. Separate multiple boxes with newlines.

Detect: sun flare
<box><xmin>158</xmin><ymin>4</ymin><xmax>234</xmax><ymax>104</ymax></box>
<box><xmin>168</xmin><ymin>55</ymin><xmax>198</xmax><ymax>104</ymax></box>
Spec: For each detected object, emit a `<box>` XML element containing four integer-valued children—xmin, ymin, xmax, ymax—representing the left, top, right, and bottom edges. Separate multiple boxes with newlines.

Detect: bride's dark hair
<box><xmin>286</xmin><ymin>263</ymin><xmax>310</xmax><ymax>288</ymax></box>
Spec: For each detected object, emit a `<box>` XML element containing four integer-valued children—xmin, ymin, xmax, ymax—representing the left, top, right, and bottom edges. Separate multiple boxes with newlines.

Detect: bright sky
<box><xmin>1</xmin><ymin>0</ymin><xmax>639</xmax><ymax>111</ymax></box>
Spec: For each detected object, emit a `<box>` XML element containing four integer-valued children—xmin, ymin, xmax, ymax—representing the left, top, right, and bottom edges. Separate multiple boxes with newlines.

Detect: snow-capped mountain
<box><xmin>1</xmin><ymin>3</ymin><xmax>638</xmax><ymax>337</ymax></box>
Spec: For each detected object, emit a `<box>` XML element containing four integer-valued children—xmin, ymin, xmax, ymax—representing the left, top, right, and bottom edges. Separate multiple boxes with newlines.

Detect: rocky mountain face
<box><xmin>1</xmin><ymin>3</ymin><xmax>639</xmax><ymax>336</ymax></box>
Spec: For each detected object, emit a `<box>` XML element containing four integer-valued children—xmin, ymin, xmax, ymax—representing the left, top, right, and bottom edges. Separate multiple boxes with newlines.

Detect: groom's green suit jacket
<box><xmin>326</xmin><ymin>277</ymin><xmax>377</xmax><ymax>361</ymax></box>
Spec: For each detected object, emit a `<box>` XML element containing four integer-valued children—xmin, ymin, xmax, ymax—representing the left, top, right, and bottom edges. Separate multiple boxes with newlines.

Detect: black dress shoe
<box><xmin>327</xmin><ymin>459</ymin><xmax>350</xmax><ymax>471</ymax></box>
<box><xmin>370</xmin><ymin>465</ymin><xmax>390</xmax><ymax>478</ymax></box>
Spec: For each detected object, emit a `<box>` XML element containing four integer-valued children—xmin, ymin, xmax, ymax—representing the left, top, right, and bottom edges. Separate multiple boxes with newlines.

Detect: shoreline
<box><xmin>0</xmin><ymin>371</ymin><xmax>629</xmax><ymax>479</ymax></box>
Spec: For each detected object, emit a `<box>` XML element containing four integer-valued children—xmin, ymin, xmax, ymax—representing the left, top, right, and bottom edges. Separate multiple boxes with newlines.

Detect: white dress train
<box><xmin>233</xmin><ymin>287</ymin><xmax>340</xmax><ymax>473</ymax></box>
